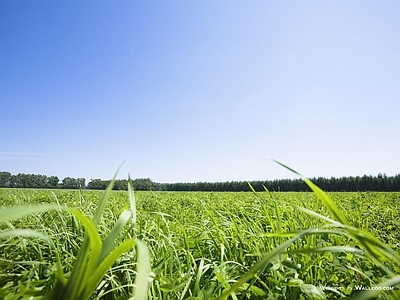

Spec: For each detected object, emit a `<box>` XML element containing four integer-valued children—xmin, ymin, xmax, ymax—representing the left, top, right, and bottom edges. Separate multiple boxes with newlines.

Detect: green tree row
<box><xmin>162</xmin><ymin>174</ymin><xmax>400</xmax><ymax>192</ymax></box>
<box><xmin>86</xmin><ymin>173</ymin><xmax>400</xmax><ymax>192</ymax></box>
<box><xmin>87</xmin><ymin>178</ymin><xmax>163</xmax><ymax>191</ymax></box>
<box><xmin>2</xmin><ymin>171</ymin><xmax>400</xmax><ymax>192</ymax></box>
<box><xmin>0</xmin><ymin>172</ymin><xmax>85</xmax><ymax>189</ymax></box>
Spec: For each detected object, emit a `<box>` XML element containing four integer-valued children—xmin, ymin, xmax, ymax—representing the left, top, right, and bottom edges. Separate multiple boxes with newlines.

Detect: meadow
<box><xmin>0</xmin><ymin>181</ymin><xmax>399</xmax><ymax>299</ymax></box>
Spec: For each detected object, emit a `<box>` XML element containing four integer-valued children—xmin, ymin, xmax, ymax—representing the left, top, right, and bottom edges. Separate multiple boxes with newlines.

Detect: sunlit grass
<box><xmin>0</xmin><ymin>171</ymin><xmax>150</xmax><ymax>300</ymax></box>
<box><xmin>0</xmin><ymin>164</ymin><xmax>399</xmax><ymax>299</ymax></box>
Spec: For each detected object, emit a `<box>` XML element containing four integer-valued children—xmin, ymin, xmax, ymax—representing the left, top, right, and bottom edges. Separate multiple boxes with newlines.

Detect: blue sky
<box><xmin>1</xmin><ymin>1</ymin><xmax>400</xmax><ymax>183</ymax></box>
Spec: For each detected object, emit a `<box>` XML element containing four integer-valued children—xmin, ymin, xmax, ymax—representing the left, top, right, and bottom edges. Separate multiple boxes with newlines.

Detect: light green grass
<box><xmin>0</xmin><ymin>171</ymin><xmax>399</xmax><ymax>299</ymax></box>
<box><xmin>0</xmin><ymin>173</ymin><xmax>150</xmax><ymax>300</ymax></box>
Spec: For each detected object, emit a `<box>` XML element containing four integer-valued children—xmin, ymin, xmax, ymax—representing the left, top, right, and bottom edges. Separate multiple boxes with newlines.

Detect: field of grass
<box><xmin>0</xmin><ymin>183</ymin><xmax>400</xmax><ymax>299</ymax></box>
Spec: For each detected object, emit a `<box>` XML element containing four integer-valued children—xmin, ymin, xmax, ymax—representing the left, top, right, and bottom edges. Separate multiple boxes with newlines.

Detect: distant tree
<box><xmin>132</xmin><ymin>178</ymin><xmax>154</xmax><ymax>191</ymax></box>
<box><xmin>9</xmin><ymin>175</ymin><xmax>17</xmax><ymax>188</ymax></box>
<box><xmin>62</xmin><ymin>177</ymin><xmax>76</xmax><ymax>189</ymax></box>
<box><xmin>34</xmin><ymin>174</ymin><xmax>48</xmax><ymax>188</ymax></box>
<box><xmin>62</xmin><ymin>177</ymin><xmax>85</xmax><ymax>189</ymax></box>
<box><xmin>47</xmin><ymin>176</ymin><xmax>59</xmax><ymax>188</ymax></box>
<box><xmin>0</xmin><ymin>172</ymin><xmax>11</xmax><ymax>187</ymax></box>
<box><xmin>87</xmin><ymin>179</ymin><xmax>109</xmax><ymax>190</ymax></box>
<box><xmin>77</xmin><ymin>178</ymin><xmax>86</xmax><ymax>189</ymax></box>
<box><xmin>16</xmin><ymin>173</ymin><xmax>30</xmax><ymax>188</ymax></box>
<box><xmin>113</xmin><ymin>179</ymin><xmax>128</xmax><ymax>190</ymax></box>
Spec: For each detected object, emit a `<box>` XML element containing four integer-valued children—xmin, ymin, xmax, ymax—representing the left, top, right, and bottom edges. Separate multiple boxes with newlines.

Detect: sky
<box><xmin>1</xmin><ymin>1</ymin><xmax>400</xmax><ymax>183</ymax></box>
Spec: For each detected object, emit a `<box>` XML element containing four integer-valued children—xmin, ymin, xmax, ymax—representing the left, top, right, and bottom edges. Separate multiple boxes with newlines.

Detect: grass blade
<box><xmin>99</xmin><ymin>209</ymin><xmax>132</xmax><ymax>263</ymax></box>
<box><xmin>273</xmin><ymin>159</ymin><xmax>349</xmax><ymax>225</ymax></box>
<box><xmin>0</xmin><ymin>229</ymin><xmax>51</xmax><ymax>242</ymax></box>
<box><xmin>0</xmin><ymin>205</ymin><xmax>62</xmax><ymax>223</ymax></box>
<box><xmin>288</xmin><ymin>246</ymin><xmax>364</xmax><ymax>254</ymax></box>
<box><xmin>128</xmin><ymin>175</ymin><xmax>137</xmax><ymax>226</ymax></box>
<box><xmin>219</xmin><ymin>229</ymin><xmax>312</xmax><ymax>300</ymax></box>
<box><xmin>85</xmin><ymin>239</ymin><xmax>136</xmax><ymax>299</ymax></box>
<box><xmin>133</xmin><ymin>239</ymin><xmax>151</xmax><ymax>300</ymax></box>
<box><xmin>64</xmin><ymin>209</ymin><xmax>102</xmax><ymax>299</ymax></box>
<box><xmin>92</xmin><ymin>162</ymin><xmax>124</xmax><ymax>227</ymax></box>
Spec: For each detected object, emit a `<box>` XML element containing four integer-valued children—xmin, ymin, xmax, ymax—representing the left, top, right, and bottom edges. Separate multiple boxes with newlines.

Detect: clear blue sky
<box><xmin>1</xmin><ymin>1</ymin><xmax>399</xmax><ymax>183</ymax></box>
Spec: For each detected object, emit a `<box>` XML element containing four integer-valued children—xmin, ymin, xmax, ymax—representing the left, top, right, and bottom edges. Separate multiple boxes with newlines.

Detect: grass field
<box><xmin>0</xmin><ymin>184</ymin><xmax>400</xmax><ymax>299</ymax></box>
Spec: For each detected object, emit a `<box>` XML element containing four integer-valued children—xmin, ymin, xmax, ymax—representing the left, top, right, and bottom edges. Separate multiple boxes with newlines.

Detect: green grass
<box><xmin>0</xmin><ymin>175</ymin><xmax>150</xmax><ymax>300</ymax></box>
<box><xmin>0</xmin><ymin>174</ymin><xmax>400</xmax><ymax>299</ymax></box>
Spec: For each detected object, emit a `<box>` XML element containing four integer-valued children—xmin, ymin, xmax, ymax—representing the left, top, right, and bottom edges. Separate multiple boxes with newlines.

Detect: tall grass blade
<box><xmin>273</xmin><ymin>159</ymin><xmax>400</xmax><ymax>298</ymax></box>
<box><xmin>100</xmin><ymin>209</ymin><xmax>132</xmax><ymax>263</ymax></box>
<box><xmin>66</xmin><ymin>209</ymin><xmax>102</xmax><ymax>299</ymax></box>
<box><xmin>85</xmin><ymin>239</ymin><xmax>137</xmax><ymax>300</ymax></box>
<box><xmin>0</xmin><ymin>229</ymin><xmax>51</xmax><ymax>242</ymax></box>
<box><xmin>92</xmin><ymin>162</ymin><xmax>124</xmax><ymax>227</ymax></box>
<box><xmin>128</xmin><ymin>175</ymin><xmax>137</xmax><ymax>226</ymax></box>
<box><xmin>273</xmin><ymin>159</ymin><xmax>349</xmax><ymax>225</ymax></box>
<box><xmin>133</xmin><ymin>239</ymin><xmax>151</xmax><ymax>300</ymax></box>
<box><xmin>0</xmin><ymin>205</ymin><xmax>62</xmax><ymax>223</ymax></box>
<box><xmin>219</xmin><ymin>229</ymin><xmax>312</xmax><ymax>300</ymax></box>
<box><xmin>289</xmin><ymin>246</ymin><xmax>364</xmax><ymax>254</ymax></box>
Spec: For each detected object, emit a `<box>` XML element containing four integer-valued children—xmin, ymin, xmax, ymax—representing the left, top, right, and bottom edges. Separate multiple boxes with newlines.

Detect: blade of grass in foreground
<box><xmin>0</xmin><ymin>229</ymin><xmax>51</xmax><ymax>243</ymax></box>
<box><xmin>0</xmin><ymin>205</ymin><xmax>63</xmax><ymax>223</ymax></box>
<box><xmin>132</xmin><ymin>240</ymin><xmax>151</xmax><ymax>300</ymax></box>
<box><xmin>92</xmin><ymin>163</ymin><xmax>124</xmax><ymax>227</ymax></box>
<box><xmin>46</xmin><ymin>167</ymin><xmax>150</xmax><ymax>300</ymax></box>
<box><xmin>273</xmin><ymin>159</ymin><xmax>349</xmax><ymax>225</ymax></box>
<box><xmin>0</xmin><ymin>205</ymin><xmax>67</xmax><ymax>287</ymax></box>
<box><xmin>58</xmin><ymin>167</ymin><xmax>122</xmax><ymax>299</ymax></box>
<box><xmin>128</xmin><ymin>174</ymin><xmax>137</xmax><ymax>226</ymax></box>
<box><xmin>99</xmin><ymin>209</ymin><xmax>132</xmax><ymax>263</ymax></box>
<box><xmin>219</xmin><ymin>229</ymin><xmax>313</xmax><ymax>300</ymax></box>
<box><xmin>68</xmin><ymin>209</ymin><xmax>103</xmax><ymax>299</ymax></box>
<box><xmin>84</xmin><ymin>239</ymin><xmax>137</xmax><ymax>300</ymax></box>
<box><xmin>294</xmin><ymin>205</ymin><xmax>400</xmax><ymax>267</ymax></box>
<box><xmin>129</xmin><ymin>177</ymin><xmax>152</xmax><ymax>299</ymax></box>
<box><xmin>272</xmin><ymin>160</ymin><xmax>400</xmax><ymax>297</ymax></box>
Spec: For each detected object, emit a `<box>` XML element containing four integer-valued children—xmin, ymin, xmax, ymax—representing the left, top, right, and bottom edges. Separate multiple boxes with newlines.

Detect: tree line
<box><xmin>0</xmin><ymin>172</ymin><xmax>85</xmax><ymax>189</ymax></box>
<box><xmin>2</xmin><ymin>171</ymin><xmax>400</xmax><ymax>192</ymax></box>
